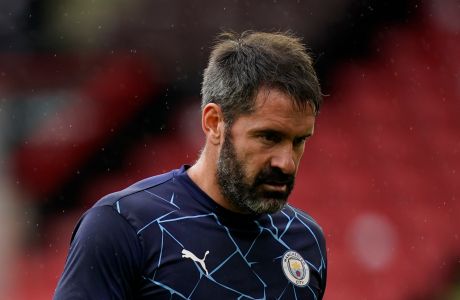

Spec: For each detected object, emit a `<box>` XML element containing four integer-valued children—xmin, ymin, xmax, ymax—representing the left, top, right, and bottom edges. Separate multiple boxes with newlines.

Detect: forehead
<box><xmin>253</xmin><ymin>87</ymin><xmax>313</xmax><ymax>114</ymax></box>
<box><xmin>234</xmin><ymin>87</ymin><xmax>316</xmax><ymax>134</ymax></box>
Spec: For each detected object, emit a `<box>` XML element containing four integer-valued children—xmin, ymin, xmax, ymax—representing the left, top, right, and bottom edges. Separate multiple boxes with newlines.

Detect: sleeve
<box><xmin>53</xmin><ymin>205</ymin><xmax>143</xmax><ymax>300</ymax></box>
<box><xmin>319</xmin><ymin>229</ymin><xmax>328</xmax><ymax>299</ymax></box>
<box><xmin>320</xmin><ymin>256</ymin><xmax>328</xmax><ymax>299</ymax></box>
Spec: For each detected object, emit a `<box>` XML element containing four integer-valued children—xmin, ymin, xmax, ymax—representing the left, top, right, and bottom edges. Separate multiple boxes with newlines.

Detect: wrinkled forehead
<box><xmin>253</xmin><ymin>86</ymin><xmax>315</xmax><ymax>116</ymax></box>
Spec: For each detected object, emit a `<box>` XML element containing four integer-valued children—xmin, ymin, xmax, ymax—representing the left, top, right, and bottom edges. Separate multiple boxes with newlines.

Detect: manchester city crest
<box><xmin>281</xmin><ymin>250</ymin><xmax>310</xmax><ymax>287</ymax></box>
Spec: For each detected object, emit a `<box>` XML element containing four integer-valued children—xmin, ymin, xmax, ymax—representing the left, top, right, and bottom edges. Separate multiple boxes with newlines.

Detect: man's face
<box><xmin>216</xmin><ymin>87</ymin><xmax>316</xmax><ymax>214</ymax></box>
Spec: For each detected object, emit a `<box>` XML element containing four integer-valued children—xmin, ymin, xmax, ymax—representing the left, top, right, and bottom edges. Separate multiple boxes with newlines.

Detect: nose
<box><xmin>270</xmin><ymin>145</ymin><xmax>296</xmax><ymax>175</ymax></box>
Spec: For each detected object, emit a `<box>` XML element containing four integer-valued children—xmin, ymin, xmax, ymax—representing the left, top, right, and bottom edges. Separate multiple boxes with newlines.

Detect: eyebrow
<box><xmin>252</xmin><ymin>129</ymin><xmax>313</xmax><ymax>139</ymax></box>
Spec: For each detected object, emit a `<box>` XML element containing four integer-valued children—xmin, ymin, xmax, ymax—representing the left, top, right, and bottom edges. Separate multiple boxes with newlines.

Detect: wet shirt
<box><xmin>54</xmin><ymin>165</ymin><xmax>327</xmax><ymax>299</ymax></box>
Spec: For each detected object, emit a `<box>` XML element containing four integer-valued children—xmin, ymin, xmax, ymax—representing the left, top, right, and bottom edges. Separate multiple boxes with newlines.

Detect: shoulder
<box><xmin>93</xmin><ymin>168</ymin><xmax>176</xmax><ymax>208</ymax></box>
<box><xmin>90</xmin><ymin>168</ymin><xmax>182</xmax><ymax>234</ymax></box>
<box><xmin>285</xmin><ymin>205</ymin><xmax>324</xmax><ymax>233</ymax></box>
<box><xmin>276</xmin><ymin>204</ymin><xmax>326</xmax><ymax>246</ymax></box>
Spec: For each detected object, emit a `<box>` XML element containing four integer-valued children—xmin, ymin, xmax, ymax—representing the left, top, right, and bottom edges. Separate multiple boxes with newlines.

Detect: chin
<box><xmin>247</xmin><ymin>197</ymin><xmax>288</xmax><ymax>214</ymax></box>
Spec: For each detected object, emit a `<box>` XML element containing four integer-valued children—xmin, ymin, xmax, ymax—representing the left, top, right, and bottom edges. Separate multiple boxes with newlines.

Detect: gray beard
<box><xmin>216</xmin><ymin>132</ymin><xmax>294</xmax><ymax>215</ymax></box>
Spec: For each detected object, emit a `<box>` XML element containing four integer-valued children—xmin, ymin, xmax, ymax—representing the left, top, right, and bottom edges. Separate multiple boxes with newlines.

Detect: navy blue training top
<box><xmin>54</xmin><ymin>165</ymin><xmax>327</xmax><ymax>299</ymax></box>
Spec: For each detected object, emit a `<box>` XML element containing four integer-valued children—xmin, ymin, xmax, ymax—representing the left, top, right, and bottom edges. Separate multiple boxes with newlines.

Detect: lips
<box><xmin>263</xmin><ymin>177</ymin><xmax>293</xmax><ymax>185</ymax></box>
<box><xmin>254</xmin><ymin>167</ymin><xmax>295</xmax><ymax>196</ymax></box>
<box><xmin>262</xmin><ymin>183</ymin><xmax>288</xmax><ymax>192</ymax></box>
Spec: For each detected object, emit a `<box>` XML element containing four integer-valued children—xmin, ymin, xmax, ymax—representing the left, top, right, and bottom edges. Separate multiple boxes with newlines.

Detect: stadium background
<box><xmin>0</xmin><ymin>0</ymin><xmax>459</xmax><ymax>299</ymax></box>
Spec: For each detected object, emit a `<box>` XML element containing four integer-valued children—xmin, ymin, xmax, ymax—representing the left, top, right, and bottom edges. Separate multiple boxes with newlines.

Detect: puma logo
<box><xmin>181</xmin><ymin>249</ymin><xmax>210</xmax><ymax>275</ymax></box>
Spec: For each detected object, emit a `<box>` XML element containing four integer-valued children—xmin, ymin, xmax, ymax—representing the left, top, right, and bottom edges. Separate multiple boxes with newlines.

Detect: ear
<box><xmin>201</xmin><ymin>103</ymin><xmax>225</xmax><ymax>145</ymax></box>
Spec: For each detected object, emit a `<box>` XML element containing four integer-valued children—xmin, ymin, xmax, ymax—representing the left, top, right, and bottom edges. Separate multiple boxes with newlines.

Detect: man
<box><xmin>54</xmin><ymin>31</ymin><xmax>327</xmax><ymax>299</ymax></box>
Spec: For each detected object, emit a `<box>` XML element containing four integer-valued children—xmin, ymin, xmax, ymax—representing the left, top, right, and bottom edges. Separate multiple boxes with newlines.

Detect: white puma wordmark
<box><xmin>181</xmin><ymin>249</ymin><xmax>210</xmax><ymax>275</ymax></box>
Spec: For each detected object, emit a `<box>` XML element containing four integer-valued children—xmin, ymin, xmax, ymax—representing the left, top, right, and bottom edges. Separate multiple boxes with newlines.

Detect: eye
<box><xmin>293</xmin><ymin>136</ymin><xmax>308</xmax><ymax>147</ymax></box>
<box><xmin>260</xmin><ymin>132</ymin><xmax>282</xmax><ymax>144</ymax></box>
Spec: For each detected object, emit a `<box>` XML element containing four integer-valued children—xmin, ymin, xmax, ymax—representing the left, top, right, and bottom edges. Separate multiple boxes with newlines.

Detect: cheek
<box><xmin>232</xmin><ymin>135</ymin><xmax>275</xmax><ymax>172</ymax></box>
<box><xmin>294</xmin><ymin>147</ymin><xmax>306</xmax><ymax>166</ymax></box>
<box><xmin>238</xmin><ymin>148</ymin><xmax>270</xmax><ymax>176</ymax></box>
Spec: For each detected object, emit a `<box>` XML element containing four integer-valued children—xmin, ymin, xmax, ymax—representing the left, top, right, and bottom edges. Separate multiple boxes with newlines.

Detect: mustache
<box><xmin>254</xmin><ymin>167</ymin><xmax>295</xmax><ymax>186</ymax></box>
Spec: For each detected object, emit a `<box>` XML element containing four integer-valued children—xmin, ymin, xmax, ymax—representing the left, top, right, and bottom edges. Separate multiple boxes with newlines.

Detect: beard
<box><xmin>216</xmin><ymin>132</ymin><xmax>295</xmax><ymax>215</ymax></box>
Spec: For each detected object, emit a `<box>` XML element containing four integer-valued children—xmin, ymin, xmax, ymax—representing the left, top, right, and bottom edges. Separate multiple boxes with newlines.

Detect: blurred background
<box><xmin>0</xmin><ymin>0</ymin><xmax>459</xmax><ymax>299</ymax></box>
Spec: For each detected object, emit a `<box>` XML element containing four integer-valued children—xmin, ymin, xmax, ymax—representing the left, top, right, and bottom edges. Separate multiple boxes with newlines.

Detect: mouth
<box><xmin>261</xmin><ymin>183</ymin><xmax>288</xmax><ymax>192</ymax></box>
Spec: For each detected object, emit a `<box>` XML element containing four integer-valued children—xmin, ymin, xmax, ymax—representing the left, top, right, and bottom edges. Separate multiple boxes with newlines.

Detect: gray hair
<box><xmin>201</xmin><ymin>30</ymin><xmax>322</xmax><ymax>125</ymax></box>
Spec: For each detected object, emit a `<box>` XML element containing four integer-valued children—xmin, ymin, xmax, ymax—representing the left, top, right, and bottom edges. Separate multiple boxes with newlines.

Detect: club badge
<box><xmin>281</xmin><ymin>250</ymin><xmax>310</xmax><ymax>287</ymax></box>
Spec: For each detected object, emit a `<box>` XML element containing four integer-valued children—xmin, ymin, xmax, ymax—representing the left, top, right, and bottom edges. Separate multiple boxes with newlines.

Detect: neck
<box><xmin>187</xmin><ymin>149</ymin><xmax>235</xmax><ymax>212</ymax></box>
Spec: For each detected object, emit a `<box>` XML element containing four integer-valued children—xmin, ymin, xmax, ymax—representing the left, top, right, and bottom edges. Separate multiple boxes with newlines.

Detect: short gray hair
<box><xmin>201</xmin><ymin>30</ymin><xmax>322</xmax><ymax>124</ymax></box>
